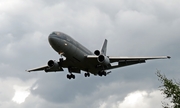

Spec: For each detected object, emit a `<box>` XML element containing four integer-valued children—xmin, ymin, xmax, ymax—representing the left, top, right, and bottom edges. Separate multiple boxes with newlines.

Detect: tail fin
<box><xmin>101</xmin><ymin>39</ymin><xmax>107</xmax><ymax>55</ymax></box>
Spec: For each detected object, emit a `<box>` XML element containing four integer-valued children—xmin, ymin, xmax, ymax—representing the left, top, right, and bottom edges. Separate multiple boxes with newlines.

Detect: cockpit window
<box><xmin>60</xmin><ymin>33</ymin><xmax>67</xmax><ymax>40</ymax></box>
<box><xmin>51</xmin><ymin>32</ymin><xmax>56</xmax><ymax>35</ymax></box>
<box><xmin>51</xmin><ymin>32</ymin><xmax>60</xmax><ymax>35</ymax></box>
<box><xmin>51</xmin><ymin>32</ymin><xmax>68</xmax><ymax>40</ymax></box>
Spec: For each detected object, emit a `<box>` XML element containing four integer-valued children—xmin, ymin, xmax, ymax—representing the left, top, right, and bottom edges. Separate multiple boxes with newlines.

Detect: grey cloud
<box><xmin>0</xmin><ymin>0</ymin><xmax>180</xmax><ymax>107</ymax></box>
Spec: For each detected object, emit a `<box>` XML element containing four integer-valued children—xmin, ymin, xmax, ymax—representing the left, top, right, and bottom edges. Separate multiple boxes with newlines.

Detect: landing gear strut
<box><xmin>59</xmin><ymin>58</ymin><xmax>63</xmax><ymax>62</ymax></box>
<box><xmin>58</xmin><ymin>58</ymin><xmax>63</xmax><ymax>66</ymax></box>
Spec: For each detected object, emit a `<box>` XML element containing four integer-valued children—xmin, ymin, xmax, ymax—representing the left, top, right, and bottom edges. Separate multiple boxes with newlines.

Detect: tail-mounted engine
<box><xmin>94</xmin><ymin>50</ymin><xmax>110</xmax><ymax>66</ymax></box>
<box><xmin>94</xmin><ymin>50</ymin><xmax>100</xmax><ymax>56</ymax></box>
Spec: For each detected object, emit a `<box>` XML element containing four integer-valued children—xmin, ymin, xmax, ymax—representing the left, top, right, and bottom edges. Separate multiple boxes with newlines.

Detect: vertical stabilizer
<box><xmin>101</xmin><ymin>39</ymin><xmax>107</xmax><ymax>55</ymax></box>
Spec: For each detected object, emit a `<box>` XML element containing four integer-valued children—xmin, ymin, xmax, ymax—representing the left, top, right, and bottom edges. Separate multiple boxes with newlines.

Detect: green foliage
<box><xmin>156</xmin><ymin>71</ymin><xmax>180</xmax><ymax>108</ymax></box>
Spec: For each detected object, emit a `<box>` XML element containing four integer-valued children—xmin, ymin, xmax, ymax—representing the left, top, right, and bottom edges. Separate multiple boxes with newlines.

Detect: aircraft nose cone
<box><xmin>48</xmin><ymin>34</ymin><xmax>57</xmax><ymax>44</ymax></box>
<box><xmin>48</xmin><ymin>32</ymin><xmax>65</xmax><ymax>53</ymax></box>
<box><xmin>48</xmin><ymin>34</ymin><xmax>58</xmax><ymax>48</ymax></box>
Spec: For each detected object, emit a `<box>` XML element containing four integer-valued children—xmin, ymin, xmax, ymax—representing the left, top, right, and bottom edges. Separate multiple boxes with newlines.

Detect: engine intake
<box><xmin>94</xmin><ymin>50</ymin><xmax>100</xmax><ymax>56</ymax></box>
<box><xmin>97</xmin><ymin>55</ymin><xmax>110</xmax><ymax>66</ymax></box>
<box><xmin>98</xmin><ymin>55</ymin><xmax>105</xmax><ymax>62</ymax></box>
<box><xmin>45</xmin><ymin>60</ymin><xmax>60</xmax><ymax>71</ymax></box>
<box><xmin>48</xmin><ymin>60</ymin><xmax>55</xmax><ymax>67</ymax></box>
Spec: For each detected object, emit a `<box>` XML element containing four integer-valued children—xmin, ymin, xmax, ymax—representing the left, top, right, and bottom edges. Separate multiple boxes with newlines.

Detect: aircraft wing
<box><xmin>27</xmin><ymin>65</ymin><xmax>64</xmax><ymax>72</ymax></box>
<box><xmin>26</xmin><ymin>65</ymin><xmax>49</xmax><ymax>72</ymax></box>
<box><xmin>87</xmin><ymin>55</ymin><xmax>170</xmax><ymax>61</ymax></box>
<box><xmin>87</xmin><ymin>55</ymin><xmax>170</xmax><ymax>70</ymax></box>
<box><xmin>108</xmin><ymin>56</ymin><xmax>171</xmax><ymax>63</ymax></box>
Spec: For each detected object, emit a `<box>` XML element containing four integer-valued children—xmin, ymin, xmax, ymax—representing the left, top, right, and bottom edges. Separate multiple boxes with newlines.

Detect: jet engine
<box><xmin>45</xmin><ymin>60</ymin><xmax>60</xmax><ymax>72</ymax></box>
<box><xmin>97</xmin><ymin>55</ymin><xmax>110</xmax><ymax>66</ymax></box>
<box><xmin>94</xmin><ymin>50</ymin><xmax>100</xmax><ymax>56</ymax></box>
<box><xmin>48</xmin><ymin>60</ymin><xmax>58</xmax><ymax>67</ymax></box>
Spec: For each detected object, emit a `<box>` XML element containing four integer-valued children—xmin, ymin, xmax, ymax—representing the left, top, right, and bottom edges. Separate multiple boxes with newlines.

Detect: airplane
<box><xmin>27</xmin><ymin>31</ymin><xmax>170</xmax><ymax>79</ymax></box>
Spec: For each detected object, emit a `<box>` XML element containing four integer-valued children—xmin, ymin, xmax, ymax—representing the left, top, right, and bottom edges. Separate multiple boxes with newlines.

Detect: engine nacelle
<box><xmin>97</xmin><ymin>55</ymin><xmax>110</xmax><ymax>66</ymax></box>
<box><xmin>45</xmin><ymin>60</ymin><xmax>60</xmax><ymax>72</ymax></box>
<box><xmin>94</xmin><ymin>50</ymin><xmax>100</xmax><ymax>56</ymax></box>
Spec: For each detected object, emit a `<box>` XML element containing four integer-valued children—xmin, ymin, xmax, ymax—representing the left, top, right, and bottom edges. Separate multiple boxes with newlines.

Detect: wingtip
<box><xmin>167</xmin><ymin>56</ymin><xmax>171</xmax><ymax>59</ymax></box>
<box><xmin>25</xmin><ymin>70</ymin><xmax>31</xmax><ymax>72</ymax></box>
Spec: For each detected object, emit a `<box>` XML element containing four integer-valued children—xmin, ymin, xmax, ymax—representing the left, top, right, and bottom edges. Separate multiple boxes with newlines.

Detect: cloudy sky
<box><xmin>0</xmin><ymin>0</ymin><xmax>180</xmax><ymax>107</ymax></box>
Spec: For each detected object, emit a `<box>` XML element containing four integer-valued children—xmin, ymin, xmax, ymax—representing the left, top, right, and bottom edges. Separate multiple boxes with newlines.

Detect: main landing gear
<box><xmin>67</xmin><ymin>74</ymin><xmax>75</xmax><ymax>79</ymax></box>
<box><xmin>98</xmin><ymin>71</ymin><xmax>107</xmax><ymax>76</ymax></box>
<box><xmin>58</xmin><ymin>57</ymin><xmax>76</xmax><ymax>80</ymax></box>
<box><xmin>84</xmin><ymin>72</ymin><xmax>90</xmax><ymax>77</ymax></box>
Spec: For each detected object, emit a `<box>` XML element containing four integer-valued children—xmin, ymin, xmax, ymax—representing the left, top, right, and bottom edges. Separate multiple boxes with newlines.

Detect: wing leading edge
<box><xmin>27</xmin><ymin>65</ymin><xmax>64</xmax><ymax>72</ymax></box>
<box><xmin>86</xmin><ymin>55</ymin><xmax>170</xmax><ymax>70</ymax></box>
<box><xmin>108</xmin><ymin>56</ymin><xmax>171</xmax><ymax>63</ymax></box>
<box><xmin>87</xmin><ymin>55</ymin><xmax>170</xmax><ymax>62</ymax></box>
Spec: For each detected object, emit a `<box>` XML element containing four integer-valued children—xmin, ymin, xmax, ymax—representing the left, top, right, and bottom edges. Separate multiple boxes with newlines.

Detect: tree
<box><xmin>156</xmin><ymin>71</ymin><xmax>180</xmax><ymax>108</ymax></box>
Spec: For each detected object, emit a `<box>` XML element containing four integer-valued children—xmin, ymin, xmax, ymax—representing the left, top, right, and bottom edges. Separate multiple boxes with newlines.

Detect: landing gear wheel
<box><xmin>103</xmin><ymin>72</ymin><xmax>107</xmax><ymax>76</ymax></box>
<box><xmin>98</xmin><ymin>72</ymin><xmax>103</xmax><ymax>76</ymax></box>
<box><xmin>67</xmin><ymin>74</ymin><xmax>71</xmax><ymax>79</ymax></box>
<box><xmin>87</xmin><ymin>73</ymin><xmax>90</xmax><ymax>77</ymax></box>
<box><xmin>98</xmin><ymin>71</ymin><xmax>107</xmax><ymax>76</ymax></box>
<box><xmin>71</xmin><ymin>74</ymin><xmax>75</xmax><ymax>79</ymax></box>
<box><xmin>84</xmin><ymin>73</ymin><xmax>90</xmax><ymax>77</ymax></box>
<box><xmin>67</xmin><ymin>74</ymin><xmax>75</xmax><ymax>79</ymax></box>
<box><xmin>84</xmin><ymin>73</ymin><xmax>87</xmax><ymax>77</ymax></box>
